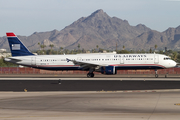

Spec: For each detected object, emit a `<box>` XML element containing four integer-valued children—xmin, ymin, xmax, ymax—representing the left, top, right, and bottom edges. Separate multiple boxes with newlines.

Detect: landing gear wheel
<box><xmin>87</xmin><ymin>73</ymin><xmax>91</xmax><ymax>78</ymax></box>
<box><xmin>91</xmin><ymin>73</ymin><xmax>94</xmax><ymax>77</ymax></box>
<box><xmin>155</xmin><ymin>74</ymin><xmax>158</xmax><ymax>78</ymax></box>
<box><xmin>165</xmin><ymin>74</ymin><xmax>168</xmax><ymax>78</ymax></box>
<box><xmin>87</xmin><ymin>73</ymin><xmax>94</xmax><ymax>78</ymax></box>
<box><xmin>155</xmin><ymin>69</ymin><xmax>158</xmax><ymax>78</ymax></box>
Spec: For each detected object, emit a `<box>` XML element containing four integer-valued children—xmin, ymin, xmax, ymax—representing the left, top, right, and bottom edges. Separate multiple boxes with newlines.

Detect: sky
<box><xmin>0</xmin><ymin>0</ymin><xmax>180</xmax><ymax>37</ymax></box>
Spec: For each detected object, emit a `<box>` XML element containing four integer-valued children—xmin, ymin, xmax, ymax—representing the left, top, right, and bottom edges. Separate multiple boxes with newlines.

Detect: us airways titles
<box><xmin>114</xmin><ymin>55</ymin><xmax>147</xmax><ymax>58</ymax></box>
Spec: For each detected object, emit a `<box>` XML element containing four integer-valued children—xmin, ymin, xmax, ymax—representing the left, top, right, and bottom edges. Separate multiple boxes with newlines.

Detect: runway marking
<box><xmin>174</xmin><ymin>103</ymin><xmax>180</xmax><ymax>106</ymax></box>
<box><xmin>97</xmin><ymin>90</ymin><xmax>117</xmax><ymax>92</ymax></box>
<box><xmin>0</xmin><ymin>115</ymin><xmax>71</xmax><ymax>119</ymax></box>
<box><xmin>96</xmin><ymin>89</ymin><xmax>180</xmax><ymax>93</ymax></box>
<box><xmin>24</xmin><ymin>89</ymin><xmax>27</xmax><ymax>92</ymax></box>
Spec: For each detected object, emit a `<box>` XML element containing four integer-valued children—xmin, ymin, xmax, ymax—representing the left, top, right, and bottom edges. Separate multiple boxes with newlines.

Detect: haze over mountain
<box><xmin>1</xmin><ymin>9</ymin><xmax>180</xmax><ymax>51</ymax></box>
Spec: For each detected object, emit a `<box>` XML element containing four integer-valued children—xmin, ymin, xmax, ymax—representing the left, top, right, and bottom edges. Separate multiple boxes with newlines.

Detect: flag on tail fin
<box><xmin>6</xmin><ymin>33</ymin><xmax>34</xmax><ymax>57</ymax></box>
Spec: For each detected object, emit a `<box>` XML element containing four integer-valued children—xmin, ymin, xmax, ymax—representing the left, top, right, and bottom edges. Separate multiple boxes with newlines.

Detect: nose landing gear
<box><xmin>155</xmin><ymin>69</ymin><xmax>169</xmax><ymax>78</ymax></box>
<box><xmin>155</xmin><ymin>69</ymin><xmax>158</xmax><ymax>78</ymax></box>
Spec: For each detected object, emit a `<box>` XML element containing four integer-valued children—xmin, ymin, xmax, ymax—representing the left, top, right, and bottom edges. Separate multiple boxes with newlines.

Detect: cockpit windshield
<box><xmin>164</xmin><ymin>57</ymin><xmax>171</xmax><ymax>60</ymax></box>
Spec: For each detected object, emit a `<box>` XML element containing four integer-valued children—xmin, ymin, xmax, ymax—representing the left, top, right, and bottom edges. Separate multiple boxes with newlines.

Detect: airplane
<box><xmin>4</xmin><ymin>32</ymin><xmax>177</xmax><ymax>78</ymax></box>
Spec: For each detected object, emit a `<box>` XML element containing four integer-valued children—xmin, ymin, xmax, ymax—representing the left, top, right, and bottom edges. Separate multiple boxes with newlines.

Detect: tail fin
<box><xmin>6</xmin><ymin>32</ymin><xmax>34</xmax><ymax>57</ymax></box>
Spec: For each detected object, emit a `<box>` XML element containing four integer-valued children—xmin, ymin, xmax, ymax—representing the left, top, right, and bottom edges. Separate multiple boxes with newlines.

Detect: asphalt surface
<box><xmin>1</xmin><ymin>79</ymin><xmax>180</xmax><ymax>91</ymax></box>
<box><xmin>1</xmin><ymin>76</ymin><xmax>180</xmax><ymax>120</ymax></box>
<box><xmin>0</xmin><ymin>74</ymin><xmax>180</xmax><ymax>78</ymax></box>
<box><xmin>1</xmin><ymin>92</ymin><xmax>180</xmax><ymax>120</ymax></box>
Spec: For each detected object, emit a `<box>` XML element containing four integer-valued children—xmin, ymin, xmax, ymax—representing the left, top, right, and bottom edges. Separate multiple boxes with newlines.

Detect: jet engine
<box><xmin>101</xmin><ymin>66</ymin><xmax>117</xmax><ymax>75</ymax></box>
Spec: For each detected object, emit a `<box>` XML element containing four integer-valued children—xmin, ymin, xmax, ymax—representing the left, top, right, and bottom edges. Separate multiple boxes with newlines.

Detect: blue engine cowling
<box><xmin>101</xmin><ymin>66</ymin><xmax>117</xmax><ymax>75</ymax></box>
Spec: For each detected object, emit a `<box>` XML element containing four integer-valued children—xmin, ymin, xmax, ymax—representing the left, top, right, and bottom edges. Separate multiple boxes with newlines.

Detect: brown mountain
<box><xmin>59</xmin><ymin>9</ymin><xmax>151</xmax><ymax>50</ymax></box>
<box><xmin>163</xmin><ymin>26</ymin><xmax>180</xmax><ymax>49</ymax></box>
<box><xmin>0</xmin><ymin>9</ymin><xmax>180</xmax><ymax>51</ymax></box>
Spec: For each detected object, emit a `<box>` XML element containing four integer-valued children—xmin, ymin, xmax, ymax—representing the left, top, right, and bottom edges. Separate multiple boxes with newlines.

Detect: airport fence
<box><xmin>0</xmin><ymin>67</ymin><xmax>180</xmax><ymax>75</ymax></box>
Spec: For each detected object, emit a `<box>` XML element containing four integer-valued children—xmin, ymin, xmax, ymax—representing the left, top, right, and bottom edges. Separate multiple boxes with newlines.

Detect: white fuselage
<box><xmin>5</xmin><ymin>53</ymin><xmax>177</xmax><ymax>71</ymax></box>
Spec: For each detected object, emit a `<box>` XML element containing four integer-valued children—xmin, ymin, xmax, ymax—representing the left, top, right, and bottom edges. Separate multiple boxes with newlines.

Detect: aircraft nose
<box><xmin>173</xmin><ymin>61</ymin><xmax>177</xmax><ymax>67</ymax></box>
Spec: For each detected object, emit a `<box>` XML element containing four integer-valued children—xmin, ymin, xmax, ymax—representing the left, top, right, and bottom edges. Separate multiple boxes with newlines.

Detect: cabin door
<box><xmin>154</xmin><ymin>55</ymin><xmax>159</xmax><ymax>64</ymax></box>
<box><xmin>77</xmin><ymin>57</ymin><xmax>82</xmax><ymax>61</ymax></box>
<box><xmin>31</xmin><ymin>57</ymin><xmax>36</xmax><ymax>65</ymax></box>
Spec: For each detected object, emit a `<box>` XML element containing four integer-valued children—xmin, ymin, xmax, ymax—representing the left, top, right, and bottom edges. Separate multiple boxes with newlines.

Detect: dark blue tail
<box><xmin>6</xmin><ymin>33</ymin><xmax>34</xmax><ymax>57</ymax></box>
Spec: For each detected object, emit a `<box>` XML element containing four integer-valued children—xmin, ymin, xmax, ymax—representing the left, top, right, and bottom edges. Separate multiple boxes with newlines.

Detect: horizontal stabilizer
<box><xmin>4</xmin><ymin>58</ymin><xmax>22</xmax><ymax>62</ymax></box>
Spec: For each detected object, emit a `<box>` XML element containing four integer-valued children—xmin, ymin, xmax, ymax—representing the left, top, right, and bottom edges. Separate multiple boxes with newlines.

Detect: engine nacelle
<box><xmin>101</xmin><ymin>66</ymin><xmax>117</xmax><ymax>75</ymax></box>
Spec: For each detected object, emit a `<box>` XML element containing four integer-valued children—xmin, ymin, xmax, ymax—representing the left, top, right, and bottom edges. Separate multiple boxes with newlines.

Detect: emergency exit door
<box><xmin>154</xmin><ymin>55</ymin><xmax>159</xmax><ymax>64</ymax></box>
<box><xmin>31</xmin><ymin>57</ymin><xmax>36</xmax><ymax>65</ymax></box>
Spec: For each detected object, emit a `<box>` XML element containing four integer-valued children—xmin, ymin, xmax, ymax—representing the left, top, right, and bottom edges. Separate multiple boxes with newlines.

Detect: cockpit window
<box><xmin>164</xmin><ymin>57</ymin><xmax>171</xmax><ymax>60</ymax></box>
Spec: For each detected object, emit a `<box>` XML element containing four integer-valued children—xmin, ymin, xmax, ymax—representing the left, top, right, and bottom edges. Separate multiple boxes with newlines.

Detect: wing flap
<box><xmin>66</xmin><ymin>58</ymin><xmax>106</xmax><ymax>70</ymax></box>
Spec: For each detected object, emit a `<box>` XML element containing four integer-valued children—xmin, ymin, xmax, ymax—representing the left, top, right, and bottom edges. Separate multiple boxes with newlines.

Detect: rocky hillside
<box><xmin>0</xmin><ymin>9</ymin><xmax>180</xmax><ymax>51</ymax></box>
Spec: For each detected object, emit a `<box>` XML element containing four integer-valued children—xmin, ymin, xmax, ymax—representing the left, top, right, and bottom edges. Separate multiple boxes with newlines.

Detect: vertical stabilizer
<box><xmin>6</xmin><ymin>33</ymin><xmax>34</xmax><ymax>57</ymax></box>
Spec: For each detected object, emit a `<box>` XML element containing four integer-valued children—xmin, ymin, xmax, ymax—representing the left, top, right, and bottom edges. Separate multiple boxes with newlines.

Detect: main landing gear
<box><xmin>87</xmin><ymin>72</ymin><xmax>94</xmax><ymax>78</ymax></box>
<box><xmin>87</xmin><ymin>68</ymin><xmax>94</xmax><ymax>78</ymax></box>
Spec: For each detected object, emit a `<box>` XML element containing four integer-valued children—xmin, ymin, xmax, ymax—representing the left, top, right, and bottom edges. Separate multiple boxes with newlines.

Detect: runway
<box><xmin>0</xmin><ymin>91</ymin><xmax>180</xmax><ymax>120</ymax></box>
<box><xmin>0</xmin><ymin>77</ymin><xmax>180</xmax><ymax>119</ymax></box>
<box><xmin>0</xmin><ymin>77</ymin><xmax>180</xmax><ymax>91</ymax></box>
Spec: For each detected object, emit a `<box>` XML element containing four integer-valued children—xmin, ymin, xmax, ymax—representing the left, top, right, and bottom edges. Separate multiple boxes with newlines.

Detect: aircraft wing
<box><xmin>66</xmin><ymin>58</ymin><xmax>107</xmax><ymax>70</ymax></box>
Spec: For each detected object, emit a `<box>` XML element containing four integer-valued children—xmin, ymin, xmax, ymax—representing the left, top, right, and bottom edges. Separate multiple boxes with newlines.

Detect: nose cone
<box><xmin>172</xmin><ymin>60</ymin><xmax>177</xmax><ymax>67</ymax></box>
<box><xmin>166</xmin><ymin>60</ymin><xmax>177</xmax><ymax>68</ymax></box>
